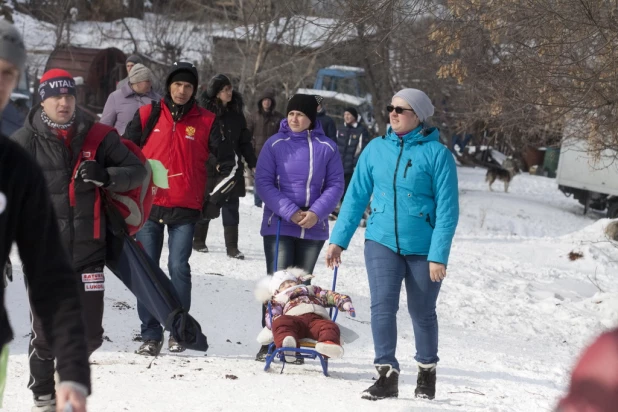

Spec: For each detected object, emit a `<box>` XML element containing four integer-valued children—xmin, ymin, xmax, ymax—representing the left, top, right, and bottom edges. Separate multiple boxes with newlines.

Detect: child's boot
<box><xmin>414</xmin><ymin>362</ymin><xmax>437</xmax><ymax>400</ymax></box>
<box><xmin>315</xmin><ymin>341</ymin><xmax>344</xmax><ymax>359</ymax></box>
<box><xmin>281</xmin><ymin>336</ymin><xmax>297</xmax><ymax>363</ymax></box>
<box><xmin>361</xmin><ymin>364</ymin><xmax>399</xmax><ymax>400</ymax></box>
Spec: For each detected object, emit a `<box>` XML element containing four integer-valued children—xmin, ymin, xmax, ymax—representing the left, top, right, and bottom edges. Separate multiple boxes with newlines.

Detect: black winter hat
<box><xmin>206</xmin><ymin>74</ymin><xmax>232</xmax><ymax>99</ymax></box>
<box><xmin>166</xmin><ymin>62</ymin><xmax>199</xmax><ymax>96</ymax></box>
<box><xmin>286</xmin><ymin>94</ymin><xmax>323</xmax><ymax>126</ymax></box>
<box><xmin>344</xmin><ymin>107</ymin><xmax>358</xmax><ymax>121</ymax></box>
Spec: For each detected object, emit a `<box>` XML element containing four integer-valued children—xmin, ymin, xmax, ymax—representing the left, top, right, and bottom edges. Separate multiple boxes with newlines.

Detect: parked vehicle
<box><xmin>297</xmin><ymin>65</ymin><xmax>377</xmax><ymax>132</ymax></box>
<box><xmin>556</xmin><ymin>138</ymin><xmax>618</xmax><ymax>218</ymax></box>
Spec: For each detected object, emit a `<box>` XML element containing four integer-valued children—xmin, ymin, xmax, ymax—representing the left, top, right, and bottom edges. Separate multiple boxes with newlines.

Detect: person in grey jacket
<box><xmin>100</xmin><ymin>63</ymin><xmax>160</xmax><ymax>135</ymax></box>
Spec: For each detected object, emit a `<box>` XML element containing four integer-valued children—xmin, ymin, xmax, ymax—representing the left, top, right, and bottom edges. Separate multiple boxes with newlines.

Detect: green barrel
<box><xmin>543</xmin><ymin>148</ymin><xmax>560</xmax><ymax>178</ymax></box>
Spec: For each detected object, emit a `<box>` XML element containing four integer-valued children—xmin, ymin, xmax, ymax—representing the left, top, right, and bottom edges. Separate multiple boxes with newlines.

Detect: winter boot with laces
<box><xmin>32</xmin><ymin>394</ymin><xmax>56</xmax><ymax>412</ymax></box>
<box><xmin>255</xmin><ymin>344</ymin><xmax>270</xmax><ymax>362</ymax></box>
<box><xmin>135</xmin><ymin>339</ymin><xmax>163</xmax><ymax>357</ymax></box>
<box><xmin>224</xmin><ymin>226</ymin><xmax>244</xmax><ymax>259</ymax></box>
<box><xmin>168</xmin><ymin>335</ymin><xmax>186</xmax><ymax>353</ymax></box>
<box><xmin>361</xmin><ymin>364</ymin><xmax>399</xmax><ymax>400</ymax></box>
<box><xmin>414</xmin><ymin>362</ymin><xmax>437</xmax><ymax>399</ymax></box>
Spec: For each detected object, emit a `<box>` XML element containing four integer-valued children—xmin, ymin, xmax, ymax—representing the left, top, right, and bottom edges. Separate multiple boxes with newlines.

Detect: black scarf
<box><xmin>165</xmin><ymin>94</ymin><xmax>194</xmax><ymax>121</ymax></box>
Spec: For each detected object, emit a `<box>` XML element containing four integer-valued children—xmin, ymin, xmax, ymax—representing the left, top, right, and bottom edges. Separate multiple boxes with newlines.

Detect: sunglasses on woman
<box><xmin>386</xmin><ymin>105</ymin><xmax>416</xmax><ymax>115</ymax></box>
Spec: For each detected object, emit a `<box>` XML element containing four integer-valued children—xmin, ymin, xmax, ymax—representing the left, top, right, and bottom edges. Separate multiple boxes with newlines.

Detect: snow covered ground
<box><xmin>4</xmin><ymin>167</ymin><xmax>618</xmax><ymax>411</ymax></box>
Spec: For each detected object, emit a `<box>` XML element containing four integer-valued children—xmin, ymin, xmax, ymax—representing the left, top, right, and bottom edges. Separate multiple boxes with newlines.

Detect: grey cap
<box><xmin>393</xmin><ymin>88</ymin><xmax>434</xmax><ymax>122</ymax></box>
<box><xmin>128</xmin><ymin>63</ymin><xmax>151</xmax><ymax>84</ymax></box>
<box><xmin>0</xmin><ymin>19</ymin><xmax>26</xmax><ymax>72</ymax></box>
<box><xmin>126</xmin><ymin>54</ymin><xmax>142</xmax><ymax>64</ymax></box>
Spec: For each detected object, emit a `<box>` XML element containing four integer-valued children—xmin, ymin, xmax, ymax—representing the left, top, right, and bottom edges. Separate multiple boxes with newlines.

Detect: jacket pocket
<box><xmin>369</xmin><ymin>202</ymin><xmax>385</xmax><ymax>225</ymax></box>
<box><xmin>407</xmin><ymin>202</ymin><xmax>433</xmax><ymax>228</ymax></box>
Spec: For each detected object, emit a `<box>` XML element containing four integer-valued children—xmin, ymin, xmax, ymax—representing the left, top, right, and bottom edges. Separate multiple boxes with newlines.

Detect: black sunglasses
<box><xmin>386</xmin><ymin>105</ymin><xmax>415</xmax><ymax>115</ymax></box>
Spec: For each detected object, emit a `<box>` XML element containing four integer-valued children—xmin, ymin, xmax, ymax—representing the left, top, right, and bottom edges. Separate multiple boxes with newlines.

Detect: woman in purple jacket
<box><xmin>254</xmin><ymin>94</ymin><xmax>345</xmax><ymax>361</ymax></box>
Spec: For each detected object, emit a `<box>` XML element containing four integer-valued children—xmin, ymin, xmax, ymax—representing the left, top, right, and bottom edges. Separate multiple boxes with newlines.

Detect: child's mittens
<box><xmin>343</xmin><ymin>302</ymin><xmax>356</xmax><ymax>317</ymax></box>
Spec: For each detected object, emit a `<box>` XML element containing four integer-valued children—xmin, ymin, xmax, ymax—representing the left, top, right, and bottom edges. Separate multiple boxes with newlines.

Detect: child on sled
<box><xmin>255</xmin><ymin>268</ymin><xmax>355</xmax><ymax>362</ymax></box>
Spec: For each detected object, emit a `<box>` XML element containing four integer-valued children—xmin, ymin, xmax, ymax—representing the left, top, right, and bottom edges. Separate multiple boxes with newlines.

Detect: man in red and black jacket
<box><xmin>11</xmin><ymin>68</ymin><xmax>147</xmax><ymax>411</ymax></box>
<box><xmin>124</xmin><ymin>62</ymin><xmax>236</xmax><ymax>355</ymax></box>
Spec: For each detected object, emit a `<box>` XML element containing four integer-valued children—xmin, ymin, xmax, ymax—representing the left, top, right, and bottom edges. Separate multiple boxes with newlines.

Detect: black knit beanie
<box><xmin>344</xmin><ymin>107</ymin><xmax>358</xmax><ymax>120</ymax></box>
<box><xmin>286</xmin><ymin>94</ymin><xmax>322</xmax><ymax>126</ymax></box>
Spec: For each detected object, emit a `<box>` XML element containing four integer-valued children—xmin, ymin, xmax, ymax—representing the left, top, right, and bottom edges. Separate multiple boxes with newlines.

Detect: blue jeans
<box><xmin>364</xmin><ymin>240</ymin><xmax>441</xmax><ymax>370</ymax></box>
<box><xmin>136</xmin><ymin>219</ymin><xmax>195</xmax><ymax>341</ymax></box>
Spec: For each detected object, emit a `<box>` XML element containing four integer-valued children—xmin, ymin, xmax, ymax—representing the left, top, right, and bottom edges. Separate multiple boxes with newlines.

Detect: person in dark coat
<box><xmin>316</xmin><ymin>103</ymin><xmax>337</xmax><ymax>140</ymax></box>
<box><xmin>0</xmin><ymin>20</ymin><xmax>90</xmax><ymax>412</ymax></box>
<box><xmin>247</xmin><ymin>90</ymin><xmax>284</xmax><ymax>207</ymax></box>
<box><xmin>195</xmin><ymin>74</ymin><xmax>257</xmax><ymax>259</ymax></box>
<box><xmin>336</xmin><ymin>106</ymin><xmax>370</xmax><ymax>196</ymax></box>
<box><xmin>11</xmin><ymin>68</ymin><xmax>147</xmax><ymax>411</ymax></box>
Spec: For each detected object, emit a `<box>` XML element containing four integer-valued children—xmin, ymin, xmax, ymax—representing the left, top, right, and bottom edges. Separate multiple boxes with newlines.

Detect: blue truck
<box><xmin>297</xmin><ymin>65</ymin><xmax>377</xmax><ymax>133</ymax></box>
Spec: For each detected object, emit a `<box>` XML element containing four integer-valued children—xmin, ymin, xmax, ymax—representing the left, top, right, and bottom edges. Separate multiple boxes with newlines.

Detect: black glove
<box><xmin>202</xmin><ymin>201</ymin><xmax>221</xmax><ymax>220</ymax></box>
<box><xmin>77</xmin><ymin>160</ymin><xmax>110</xmax><ymax>187</ymax></box>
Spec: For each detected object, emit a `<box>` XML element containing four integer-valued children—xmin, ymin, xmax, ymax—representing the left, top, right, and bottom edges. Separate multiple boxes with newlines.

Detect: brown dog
<box><xmin>486</xmin><ymin>167</ymin><xmax>516</xmax><ymax>192</ymax></box>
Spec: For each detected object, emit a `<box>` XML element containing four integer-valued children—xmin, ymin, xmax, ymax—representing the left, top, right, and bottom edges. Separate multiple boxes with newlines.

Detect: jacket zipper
<box><xmin>393</xmin><ymin>138</ymin><xmax>404</xmax><ymax>254</ymax></box>
<box><xmin>267</xmin><ymin>175</ymin><xmax>281</xmax><ymax>227</ymax></box>
<box><xmin>403</xmin><ymin>159</ymin><xmax>412</xmax><ymax>178</ymax></box>
<box><xmin>301</xmin><ymin>131</ymin><xmax>314</xmax><ymax>240</ymax></box>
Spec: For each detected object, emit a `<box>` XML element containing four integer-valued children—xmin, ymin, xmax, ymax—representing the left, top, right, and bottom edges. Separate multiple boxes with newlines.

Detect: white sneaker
<box><xmin>281</xmin><ymin>336</ymin><xmax>298</xmax><ymax>363</ymax></box>
<box><xmin>32</xmin><ymin>394</ymin><xmax>56</xmax><ymax>412</ymax></box>
<box><xmin>315</xmin><ymin>341</ymin><xmax>344</xmax><ymax>359</ymax></box>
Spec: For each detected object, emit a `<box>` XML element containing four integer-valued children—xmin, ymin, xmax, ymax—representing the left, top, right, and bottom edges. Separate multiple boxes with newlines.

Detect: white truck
<box><xmin>556</xmin><ymin>138</ymin><xmax>618</xmax><ymax>218</ymax></box>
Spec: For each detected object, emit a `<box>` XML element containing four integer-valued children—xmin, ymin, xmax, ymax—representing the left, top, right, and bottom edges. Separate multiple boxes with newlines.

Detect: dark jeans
<box><xmin>136</xmin><ymin>219</ymin><xmax>195</xmax><ymax>341</ymax></box>
<box><xmin>343</xmin><ymin>173</ymin><xmax>353</xmax><ymax>199</ymax></box>
<box><xmin>27</xmin><ymin>261</ymin><xmax>105</xmax><ymax>396</ymax></box>
<box><xmin>364</xmin><ymin>240</ymin><xmax>441</xmax><ymax>370</ymax></box>
<box><xmin>221</xmin><ymin>196</ymin><xmax>240</xmax><ymax>227</ymax></box>
<box><xmin>261</xmin><ymin>235</ymin><xmax>325</xmax><ymax>326</ymax></box>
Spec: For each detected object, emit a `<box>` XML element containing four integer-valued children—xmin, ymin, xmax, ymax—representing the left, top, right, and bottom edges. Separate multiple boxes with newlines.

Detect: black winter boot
<box><xmin>415</xmin><ymin>363</ymin><xmax>437</xmax><ymax>399</ymax></box>
<box><xmin>361</xmin><ymin>364</ymin><xmax>399</xmax><ymax>400</ymax></box>
<box><xmin>193</xmin><ymin>220</ymin><xmax>209</xmax><ymax>253</ymax></box>
<box><xmin>255</xmin><ymin>344</ymin><xmax>270</xmax><ymax>361</ymax></box>
<box><xmin>224</xmin><ymin>226</ymin><xmax>244</xmax><ymax>259</ymax></box>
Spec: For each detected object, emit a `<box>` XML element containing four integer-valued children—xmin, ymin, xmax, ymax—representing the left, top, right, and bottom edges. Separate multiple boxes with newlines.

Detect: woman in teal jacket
<box><xmin>326</xmin><ymin>88</ymin><xmax>459</xmax><ymax>401</ymax></box>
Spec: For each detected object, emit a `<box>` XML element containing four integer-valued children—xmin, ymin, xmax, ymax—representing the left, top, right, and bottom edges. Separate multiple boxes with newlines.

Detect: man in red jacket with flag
<box><xmin>125</xmin><ymin>62</ymin><xmax>236</xmax><ymax>355</ymax></box>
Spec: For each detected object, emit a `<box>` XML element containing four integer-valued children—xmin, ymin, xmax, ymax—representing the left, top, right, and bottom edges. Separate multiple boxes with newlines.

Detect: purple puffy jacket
<box><xmin>255</xmin><ymin>119</ymin><xmax>344</xmax><ymax>240</ymax></box>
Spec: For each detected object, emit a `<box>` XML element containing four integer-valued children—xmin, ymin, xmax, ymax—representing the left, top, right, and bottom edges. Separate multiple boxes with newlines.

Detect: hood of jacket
<box><xmin>257</xmin><ymin>90</ymin><xmax>277</xmax><ymax>114</ymax></box>
<box><xmin>200</xmin><ymin>90</ymin><xmax>244</xmax><ymax>116</ymax></box>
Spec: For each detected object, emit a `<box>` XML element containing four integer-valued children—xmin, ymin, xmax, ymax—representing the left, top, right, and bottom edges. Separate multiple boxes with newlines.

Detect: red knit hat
<box><xmin>38</xmin><ymin>68</ymin><xmax>76</xmax><ymax>101</ymax></box>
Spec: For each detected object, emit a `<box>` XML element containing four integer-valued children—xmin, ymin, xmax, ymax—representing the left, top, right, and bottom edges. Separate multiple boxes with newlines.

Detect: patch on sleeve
<box><xmin>85</xmin><ymin>282</ymin><xmax>105</xmax><ymax>292</ymax></box>
<box><xmin>82</xmin><ymin>272</ymin><xmax>105</xmax><ymax>283</ymax></box>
